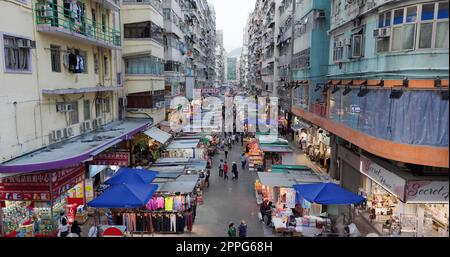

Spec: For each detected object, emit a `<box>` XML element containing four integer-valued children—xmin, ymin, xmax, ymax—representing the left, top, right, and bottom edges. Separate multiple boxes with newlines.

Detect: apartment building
<box><xmin>215</xmin><ymin>30</ymin><xmax>225</xmax><ymax>86</ymax></box>
<box><xmin>0</xmin><ymin>0</ymin><xmax>129</xmax><ymax>165</ymax></box>
<box><xmin>121</xmin><ymin>0</ymin><xmax>166</xmax><ymax>124</ymax></box>
<box><xmin>289</xmin><ymin>0</ymin><xmax>449</xmax><ymax>237</ymax></box>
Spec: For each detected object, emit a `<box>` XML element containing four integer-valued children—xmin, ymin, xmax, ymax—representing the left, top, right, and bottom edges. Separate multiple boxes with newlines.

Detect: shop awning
<box><xmin>87</xmin><ymin>184</ymin><xmax>158</xmax><ymax>209</ymax></box>
<box><xmin>143</xmin><ymin>127</ymin><xmax>172</xmax><ymax>145</ymax></box>
<box><xmin>42</xmin><ymin>86</ymin><xmax>116</xmax><ymax>95</ymax></box>
<box><xmin>0</xmin><ymin>119</ymin><xmax>151</xmax><ymax>174</ymax></box>
<box><xmin>293</xmin><ymin>183</ymin><xmax>365</xmax><ymax>205</ymax></box>
<box><xmin>258</xmin><ymin>172</ymin><xmax>323</xmax><ymax>187</ymax></box>
<box><xmin>260</xmin><ymin>145</ymin><xmax>293</xmax><ymax>153</ymax></box>
<box><xmin>166</xmin><ymin>139</ymin><xmax>200</xmax><ymax>149</ymax></box>
<box><xmin>158</xmin><ymin>181</ymin><xmax>197</xmax><ymax>193</ymax></box>
<box><xmin>271</xmin><ymin>165</ymin><xmax>311</xmax><ymax>173</ymax></box>
<box><xmin>104</xmin><ymin>168</ymin><xmax>158</xmax><ymax>185</ymax></box>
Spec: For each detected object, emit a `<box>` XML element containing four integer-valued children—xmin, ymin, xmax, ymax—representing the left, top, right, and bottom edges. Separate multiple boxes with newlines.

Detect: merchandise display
<box><xmin>244</xmin><ymin>139</ymin><xmax>264</xmax><ymax>172</ymax></box>
<box><xmin>424</xmin><ymin>204</ymin><xmax>449</xmax><ymax>237</ymax></box>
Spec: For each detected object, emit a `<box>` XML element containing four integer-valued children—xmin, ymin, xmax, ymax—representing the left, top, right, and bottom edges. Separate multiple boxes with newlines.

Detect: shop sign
<box><xmin>0</xmin><ymin>165</ymin><xmax>85</xmax><ymax>201</ymax></box>
<box><xmin>91</xmin><ymin>152</ymin><xmax>130</xmax><ymax>166</ymax></box>
<box><xmin>406</xmin><ymin>180</ymin><xmax>449</xmax><ymax>203</ymax></box>
<box><xmin>85</xmin><ymin>179</ymin><xmax>94</xmax><ymax>202</ymax></box>
<box><xmin>360</xmin><ymin>156</ymin><xmax>406</xmax><ymax>201</ymax></box>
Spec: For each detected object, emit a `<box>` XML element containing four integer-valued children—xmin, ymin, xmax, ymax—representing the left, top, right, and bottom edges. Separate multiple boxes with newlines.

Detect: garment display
<box><xmin>165</xmin><ymin>197</ymin><xmax>174</xmax><ymax>211</ymax></box>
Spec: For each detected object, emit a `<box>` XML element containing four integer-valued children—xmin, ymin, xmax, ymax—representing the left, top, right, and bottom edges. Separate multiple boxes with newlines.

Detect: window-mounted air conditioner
<box><xmin>315</xmin><ymin>10</ymin><xmax>326</xmax><ymax>19</ymax></box>
<box><xmin>374</xmin><ymin>27</ymin><xmax>391</xmax><ymax>38</ymax></box>
<box><xmin>56</xmin><ymin>103</ymin><xmax>73</xmax><ymax>112</ymax></box>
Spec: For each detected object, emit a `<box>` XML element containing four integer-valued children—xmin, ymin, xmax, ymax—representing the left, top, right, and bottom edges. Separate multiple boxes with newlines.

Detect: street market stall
<box><xmin>164</xmin><ymin>139</ymin><xmax>206</xmax><ymax>159</ymax></box>
<box><xmin>256</xmin><ymin>135</ymin><xmax>294</xmax><ymax>169</ymax></box>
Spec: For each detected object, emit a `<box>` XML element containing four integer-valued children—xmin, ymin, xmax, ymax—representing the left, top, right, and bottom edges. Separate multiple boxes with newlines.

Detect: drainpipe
<box><xmin>113</xmin><ymin>6</ymin><xmax>120</xmax><ymax>121</ymax></box>
<box><xmin>289</xmin><ymin>1</ymin><xmax>296</xmax><ymax>111</ymax></box>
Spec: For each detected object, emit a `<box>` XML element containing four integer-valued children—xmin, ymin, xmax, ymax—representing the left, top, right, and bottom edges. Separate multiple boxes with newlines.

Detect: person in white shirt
<box><xmin>88</xmin><ymin>221</ymin><xmax>98</xmax><ymax>237</ymax></box>
<box><xmin>58</xmin><ymin>211</ymin><xmax>69</xmax><ymax>237</ymax></box>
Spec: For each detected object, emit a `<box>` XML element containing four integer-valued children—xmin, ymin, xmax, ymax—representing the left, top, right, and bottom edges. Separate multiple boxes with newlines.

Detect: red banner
<box><xmin>90</xmin><ymin>152</ymin><xmax>130</xmax><ymax>166</ymax></box>
<box><xmin>0</xmin><ymin>165</ymin><xmax>86</xmax><ymax>201</ymax></box>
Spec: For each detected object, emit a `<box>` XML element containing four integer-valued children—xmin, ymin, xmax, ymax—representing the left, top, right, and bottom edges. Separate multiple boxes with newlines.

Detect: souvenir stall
<box><xmin>292</xmin><ymin>183</ymin><xmax>365</xmax><ymax>237</ymax></box>
<box><xmin>256</xmin><ymin>171</ymin><xmax>326</xmax><ymax>236</ymax></box>
<box><xmin>0</xmin><ymin>165</ymin><xmax>86</xmax><ymax>237</ymax></box>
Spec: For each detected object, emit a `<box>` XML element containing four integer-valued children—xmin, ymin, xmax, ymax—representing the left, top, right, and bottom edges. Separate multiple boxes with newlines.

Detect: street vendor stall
<box><xmin>164</xmin><ymin>139</ymin><xmax>206</xmax><ymax>159</ymax></box>
<box><xmin>257</xmin><ymin>135</ymin><xmax>293</xmax><ymax>169</ymax></box>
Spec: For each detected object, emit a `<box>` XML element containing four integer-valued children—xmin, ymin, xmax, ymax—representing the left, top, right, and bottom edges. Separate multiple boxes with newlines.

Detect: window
<box><xmin>50</xmin><ymin>45</ymin><xmax>61</xmax><ymax>72</ymax></box>
<box><xmin>84</xmin><ymin>100</ymin><xmax>90</xmax><ymax>120</ymax></box>
<box><xmin>69</xmin><ymin>102</ymin><xmax>79</xmax><ymax>125</ymax></box>
<box><xmin>94</xmin><ymin>53</ymin><xmax>98</xmax><ymax>74</ymax></box>
<box><xmin>3</xmin><ymin>35</ymin><xmax>31</xmax><ymax>72</ymax></box>
<box><xmin>125</xmin><ymin>56</ymin><xmax>164</xmax><ymax>75</ymax></box>
<box><xmin>351</xmin><ymin>34</ymin><xmax>363</xmax><ymax>58</ymax></box>
<box><xmin>124</xmin><ymin>21</ymin><xmax>163</xmax><ymax>43</ymax></box>
<box><xmin>92</xmin><ymin>9</ymin><xmax>97</xmax><ymax>28</ymax></box>
<box><xmin>102</xmin><ymin>14</ymin><xmax>106</xmax><ymax>33</ymax></box>
<box><xmin>95</xmin><ymin>99</ymin><xmax>101</xmax><ymax>117</ymax></box>
<box><xmin>333</xmin><ymin>35</ymin><xmax>344</xmax><ymax>62</ymax></box>
<box><xmin>104</xmin><ymin>97</ymin><xmax>111</xmax><ymax>113</ymax></box>
<box><xmin>378</xmin><ymin>2</ymin><xmax>449</xmax><ymax>52</ymax></box>
<box><xmin>104</xmin><ymin>56</ymin><xmax>108</xmax><ymax>77</ymax></box>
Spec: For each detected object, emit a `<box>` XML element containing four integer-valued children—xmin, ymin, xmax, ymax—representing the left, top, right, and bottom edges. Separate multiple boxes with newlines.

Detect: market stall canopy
<box><xmin>293</xmin><ymin>183</ymin><xmax>365</xmax><ymax>205</ymax></box>
<box><xmin>158</xmin><ymin>181</ymin><xmax>197</xmax><ymax>193</ymax></box>
<box><xmin>143</xmin><ymin>127</ymin><xmax>172</xmax><ymax>145</ymax></box>
<box><xmin>105</xmin><ymin>168</ymin><xmax>158</xmax><ymax>185</ymax></box>
<box><xmin>258</xmin><ymin>172</ymin><xmax>323</xmax><ymax>187</ymax></box>
<box><xmin>260</xmin><ymin>145</ymin><xmax>293</xmax><ymax>153</ymax></box>
<box><xmin>176</xmin><ymin>175</ymin><xmax>200</xmax><ymax>182</ymax></box>
<box><xmin>257</xmin><ymin>135</ymin><xmax>289</xmax><ymax>145</ymax></box>
<box><xmin>87</xmin><ymin>184</ymin><xmax>158</xmax><ymax>208</ymax></box>
<box><xmin>0</xmin><ymin>119</ymin><xmax>151</xmax><ymax>174</ymax></box>
<box><xmin>166</xmin><ymin>139</ymin><xmax>201</xmax><ymax>149</ymax></box>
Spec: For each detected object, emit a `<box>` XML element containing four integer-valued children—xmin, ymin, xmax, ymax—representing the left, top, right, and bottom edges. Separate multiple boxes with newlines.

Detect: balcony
<box><xmin>123</xmin><ymin>0</ymin><xmax>162</xmax><ymax>14</ymax></box>
<box><xmin>35</xmin><ymin>2</ymin><xmax>121</xmax><ymax>49</ymax></box>
<box><xmin>93</xmin><ymin>0</ymin><xmax>120</xmax><ymax>11</ymax></box>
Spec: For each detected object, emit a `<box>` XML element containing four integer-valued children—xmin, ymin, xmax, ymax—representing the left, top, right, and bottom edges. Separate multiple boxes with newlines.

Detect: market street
<box><xmin>193</xmin><ymin>140</ymin><xmax>268</xmax><ymax>237</ymax></box>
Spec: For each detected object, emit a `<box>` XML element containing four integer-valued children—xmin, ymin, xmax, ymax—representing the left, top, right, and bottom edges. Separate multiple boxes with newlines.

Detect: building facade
<box><xmin>215</xmin><ymin>30</ymin><xmax>226</xmax><ymax>86</ymax></box>
<box><xmin>0</xmin><ymin>0</ymin><xmax>123</xmax><ymax>163</ymax></box>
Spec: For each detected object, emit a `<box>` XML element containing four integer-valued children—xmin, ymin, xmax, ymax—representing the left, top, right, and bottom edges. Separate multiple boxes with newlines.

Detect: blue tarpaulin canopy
<box><xmin>293</xmin><ymin>183</ymin><xmax>365</xmax><ymax>205</ymax></box>
<box><xmin>87</xmin><ymin>184</ymin><xmax>158</xmax><ymax>208</ymax></box>
<box><xmin>105</xmin><ymin>168</ymin><xmax>158</xmax><ymax>185</ymax></box>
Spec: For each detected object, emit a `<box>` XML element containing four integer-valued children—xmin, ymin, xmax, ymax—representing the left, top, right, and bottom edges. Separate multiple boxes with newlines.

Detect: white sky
<box><xmin>208</xmin><ymin>0</ymin><xmax>257</xmax><ymax>53</ymax></box>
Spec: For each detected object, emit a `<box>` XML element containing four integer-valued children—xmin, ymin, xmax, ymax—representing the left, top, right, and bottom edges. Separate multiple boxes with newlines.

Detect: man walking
<box><xmin>241</xmin><ymin>154</ymin><xmax>247</xmax><ymax>169</ymax></box>
<box><xmin>238</xmin><ymin>221</ymin><xmax>247</xmax><ymax>237</ymax></box>
<box><xmin>224</xmin><ymin>148</ymin><xmax>228</xmax><ymax>159</ymax></box>
<box><xmin>232</xmin><ymin>162</ymin><xmax>238</xmax><ymax>180</ymax></box>
<box><xmin>219</xmin><ymin>160</ymin><xmax>224</xmax><ymax>177</ymax></box>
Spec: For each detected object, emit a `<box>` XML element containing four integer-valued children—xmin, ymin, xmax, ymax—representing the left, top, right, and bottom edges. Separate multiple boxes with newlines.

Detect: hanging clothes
<box><xmin>165</xmin><ymin>196</ymin><xmax>174</xmax><ymax>211</ymax></box>
<box><xmin>170</xmin><ymin>214</ymin><xmax>176</xmax><ymax>232</ymax></box>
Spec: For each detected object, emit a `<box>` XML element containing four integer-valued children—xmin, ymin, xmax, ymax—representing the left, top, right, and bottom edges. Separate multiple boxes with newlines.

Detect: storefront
<box><xmin>0</xmin><ymin>165</ymin><xmax>86</xmax><ymax>237</ymax></box>
<box><xmin>255</xmin><ymin>171</ymin><xmax>330</xmax><ymax>236</ymax></box>
<box><xmin>257</xmin><ymin>135</ymin><xmax>294</xmax><ymax>169</ymax></box>
<box><xmin>243</xmin><ymin>137</ymin><xmax>264</xmax><ymax>172</ymax></box>
<box><xmin>358</xmin><ymin>155</ymin><xmax>449</xmax><ymax>237</ymax></box>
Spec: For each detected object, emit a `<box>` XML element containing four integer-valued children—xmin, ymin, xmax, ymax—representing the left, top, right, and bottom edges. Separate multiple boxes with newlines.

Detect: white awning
<box><xmin>144</xmin><ymin>127</ymin><xmax>172</xmax><ymax>145</ymax></box>
<box><xmin>257</xmin><ymin>172</ymin><xmax>323</xmax><ymax>187</ymax></box>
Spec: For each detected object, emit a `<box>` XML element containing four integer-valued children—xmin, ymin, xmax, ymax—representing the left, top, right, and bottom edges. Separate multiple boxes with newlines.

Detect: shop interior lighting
<box><xmin>342</xmin><ymin>86</ymin><xmax>352</xmax><ymax>96</ymax></box>
<box><xmin>357</xmin><ymin>86</ymin><xmax>370</xmax><ymax>97</ymax></box>
<box><xmin>332</xmin><ymin>86</ymin><xmax>340</xmax><ymax>94</ymax></box>
<box><xmin>390</xmin><ymin>89</ymin><xmax>404</xmax><ymax>99</ymax></box>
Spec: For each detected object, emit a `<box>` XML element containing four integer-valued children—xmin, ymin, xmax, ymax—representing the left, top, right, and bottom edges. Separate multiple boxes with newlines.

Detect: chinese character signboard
<box><xmin>90</xmin><ymin>152</ymin><xmax>130</xmax><ymax>166</ymax></box>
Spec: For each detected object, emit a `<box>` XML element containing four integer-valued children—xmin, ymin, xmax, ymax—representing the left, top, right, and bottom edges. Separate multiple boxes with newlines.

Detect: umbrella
<box><xmin>105</xmin><ymin>168</ymin><xmax>158</xmax><ymax>185</ymax></box>
<box><xmin>87</xmin><ymin>184</ymin><xmax>158</xmax><ymax>209</ymax></box>
<box><xmin>293</xmin><ymin>183</ymin><xmax>365</xmax><ymax>205</ymax></box>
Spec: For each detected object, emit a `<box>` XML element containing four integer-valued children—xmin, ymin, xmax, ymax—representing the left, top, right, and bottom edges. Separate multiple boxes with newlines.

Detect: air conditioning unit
<box><xmin>315</xmin><ymin>10</ymin><xmax>326</xmax><ymax>19</ymax></box>
<box><xmin>374</xmin><ymin>27</ymin><xmax>391</xmax><ymax>38</ymax></box>
<box><xmin>56</xmin><ymin>103</ymin><xmax>73</xmax><ymax>112</ymax></box>
<box><xmin>92</xmin><ymin>119</ymin><xmax>99</xmax><ymax>130</ymax></box>
<box><xmin>62</xmin><ymin>128</ymin><xmax>69</xmax><ymax>139</ymax></box>
<box><xmin>85</xmin><ymin>121</ymin><xmax>92</xmax><ymax>131</ymax></box>
<box><xmin>68</xmin><ymin>126</ymin><xmax>75</xmax><ymax>137</ymax></box>
<box><xmin>51</xmin><ymin>129</ymin><xmax>63</xmax><ymax>143</ymax></box>
<box><xmin>80</xmin><ymin>123</ymin><xmax>86</xmax><ymax>133</ymax></box>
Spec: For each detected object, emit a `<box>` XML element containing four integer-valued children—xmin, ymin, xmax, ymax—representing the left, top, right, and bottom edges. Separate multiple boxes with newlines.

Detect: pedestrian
<box><xmin>245</xmin><ymin>144</ymin><xmax>250</xmax><ymax>154</ymax></box>
<box><xmin>227</xmin><ymin>137</ymin><xmax>232</xmax><ymax>147</ymax></box>
<box><xmin>241</xmin><ymin>133</ymin><xmax>244</xmax><ymax>146</ymax></box>
<box><xmin>241</xmin><ymin>153</ymin><xmax>247</xmax><ymax>169</ymax></box>
<box><xmin>223</xmin><ymin>161</ymin><xmax>229</xmax><ymax>180</ymax></box>
<box><xmin>87</xmin><ymin>221</ymin><xmax>98</xmax><ymax>237</ymax></box>
<box><xmin>219</xmin><ymin>159</ymin><xmax>224</xmax><ymax>177</ymax></box>
<box><xmin>227</xmin><ymin>223</ymin><xmax>237</xmax><ymax>237</ymax></box>
<box><xmin>238</xmin><ymin>221</ymin><xmax>247</xmax><ymax>237</ymax></box>
<box><xmin>70</xmin><ymin>220</ymin><xmax>82</xmax><ymax>237</ymax></box>
<box><xmin>58</xmin><ymin>211</ymin><xmax>69</xmax><ymax>237</ymax></box>
<box><xmin>232</xmin><ymin>134</ymin><xmax>237</xmax><ymax>144</ymax></box>
<box><xmin>205</xmin><ymin>169</ymin><xmax>210</xmax><ymax>188</ymax></box>
<box><xmin>232</xmin><ymin>162</ymin><xmax>238</xmax><ymax>180</ymax></box>
<box><xmin>224</xmin><ymin>149</ymin><xmax>228</xmax><ymax>159</ymax></box>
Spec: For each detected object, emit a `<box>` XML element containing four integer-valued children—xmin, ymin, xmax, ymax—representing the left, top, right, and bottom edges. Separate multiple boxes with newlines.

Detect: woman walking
<box><xmin>223</xmin><ymin>161</ymin><xmax>229</xmax><ymax>180</ymax></box>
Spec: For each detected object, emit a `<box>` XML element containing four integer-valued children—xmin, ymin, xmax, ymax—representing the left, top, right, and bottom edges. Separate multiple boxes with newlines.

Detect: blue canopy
<box><xmin>105</xmin><ymin>168</ymin><xmax>158</xmax><ymax>185</ymax></box>
<box><xmin>87</xmin><ymin>184</ymin><xmax>158</xmax><ymax>208</ymax></box>
<box><xmin>293</xmin><ymin>183</ymin><xmax>365</xmax><ymax>205</ymax></box>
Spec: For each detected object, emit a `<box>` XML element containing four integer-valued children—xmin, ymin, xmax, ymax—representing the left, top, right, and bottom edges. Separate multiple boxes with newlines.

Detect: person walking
<box><xmin>219</xmin><ymin>160</ymin><xmax>224</xmax><ymax>177</ymax></box>
<box><xmin>58</xmin><ymin>211</ymin><xmax>69</xmax><ymax>237</ymax></box>
<box><xmin>241</xmin><ymin>133</ymin><xmax>244</xmax><ymax>146</ymax></box>
<box><xmin>228</xmin><ymin>223</ymin><xmax>237</xmax><ymax>237</ymax></box>
<box><xmin>224</xmin><ymin>148</ymin><xmax>228</xmax><ymax>159</ymax></box>
<box><xmin>241</xmin><ymin>153</ymin><xmax>247</xmax><ymax>169</ymax></box>
<box><xmin>223</xmin><ymin>162</ymin><xmax>229</xmax><ymax>180</ymax></box>
<box><xmin>238</xmin><ymin>221</ymin><xmax>247</xmax><ymax>237</ymax></box>
<box><xmin>70</xmin><ymin>220</ymin><xmax>82</xmax><ymax>237</ymax></box>
<box><xmin>87</xmin><ymin>221</ymin><xmax>98</xmax><ymax>237</ymax></box>
<box><xmin>232</xmin><ymin>162</ymin><xmax>238</xmax><ymax>180</ymax></box>
<box><xmin>205</xmin><ymin>169</ymin><xmax>210</xmax><ymax>188</ymax></box>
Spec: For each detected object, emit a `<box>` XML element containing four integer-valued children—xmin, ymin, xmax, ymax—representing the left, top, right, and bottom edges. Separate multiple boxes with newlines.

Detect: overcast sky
<box><xmin>208</xmin><ymin>0</ymin><xmax>256</xmax><ymax>53</ymax></box>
